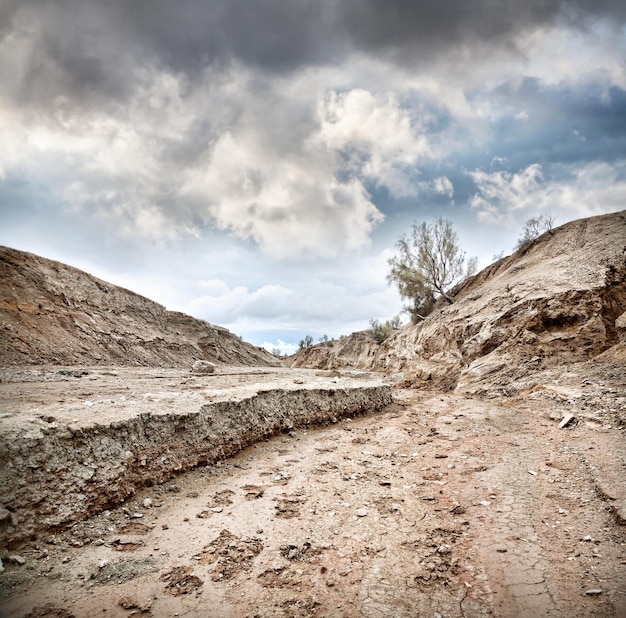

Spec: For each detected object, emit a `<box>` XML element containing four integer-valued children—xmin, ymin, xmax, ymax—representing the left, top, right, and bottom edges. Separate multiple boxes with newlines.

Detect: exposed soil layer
<box><xmin>0</xmin><ymin>367</ymin><xmax>392</xmax><ymax>547</ymax></box>
<box><xmin>0</xmin><ymin>245</ymin><xmax>280</xmax><ymax>368</ymax></box>
<box><xmin>1</xmin><ymin>374</ymin><xmax>624</xmax><ymax>618</ymax></box>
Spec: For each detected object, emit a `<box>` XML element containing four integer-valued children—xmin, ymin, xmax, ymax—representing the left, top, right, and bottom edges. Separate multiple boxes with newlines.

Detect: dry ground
<box><xmin>1</xmin><ymin>376</ymin><xmax>625</xmax><ymax>618</ymax></box>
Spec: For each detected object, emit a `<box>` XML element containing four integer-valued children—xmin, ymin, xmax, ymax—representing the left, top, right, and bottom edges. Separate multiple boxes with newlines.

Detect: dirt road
<box><xmin>1</xmin><ymin>386</ymin><xmax>625</xmax><ymax>617</ymax></box>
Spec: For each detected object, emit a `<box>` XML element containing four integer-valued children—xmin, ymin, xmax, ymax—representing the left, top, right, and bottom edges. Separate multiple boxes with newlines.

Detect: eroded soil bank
<box><xmin>0</xmin><ymin>367</ymin><xmax>392</xmax><ymax>548</ymax></box>
<box><xmin>1</xmin><ymin>378</ymin><xmax>625</xmax><ymax>617</ymax></box>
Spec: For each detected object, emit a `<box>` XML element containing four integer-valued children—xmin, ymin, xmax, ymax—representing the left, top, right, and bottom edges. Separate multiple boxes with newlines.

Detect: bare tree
<box><xmin>387</xmin><ymin>216</ymin><xmax>477</xmax><ymax>322</ymax></box>
<box><xmin>516</xmin><ymin>212</ymin><xmax>556</xmax><ymax>250</ymax></box>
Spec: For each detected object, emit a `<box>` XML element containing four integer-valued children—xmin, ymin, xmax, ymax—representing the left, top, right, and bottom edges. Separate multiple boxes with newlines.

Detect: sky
<box><xmin>1</xmin><ymin>1</ymin><xmax>625</xmax><ymax>355</ymax></box>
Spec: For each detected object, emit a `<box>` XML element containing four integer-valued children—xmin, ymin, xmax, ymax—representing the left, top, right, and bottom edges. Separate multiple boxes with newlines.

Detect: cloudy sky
<box><xmin>1</xmin><ymin>1</ymin><xmax>625</xmax><ymax>354</ymax></box>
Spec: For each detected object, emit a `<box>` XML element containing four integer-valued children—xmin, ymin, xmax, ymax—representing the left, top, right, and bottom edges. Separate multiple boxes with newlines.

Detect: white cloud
<box><xmin>318</xmin><ymin>89</ymin><xmax>430</xmax><ymax>198</ymax></box>
<box><xmin>469</xmin><ymin>160</ymin><xmax>626</xmax><ymax>225</ymax></box>
<box><xmin>521</xmin><ymin>20</ymin><xmax>626</xmax><ymax>89</ymax></box>
<box><xmin>433</xmin><ymin>176</ymin><xmax>454</xmax><ymax>198</ymax></box>
<box><xmin>261</xmin><ymin>340</ymin><xmax>299</xmax><ymax>356</ymax></box>
<box><xmin>183</xmin><ymin>127</ymin><xmax>384</xmax><ymax>259</ymax></box>
<box><xmin>178</xmin><ymin>248</ymin><xmax>403</xmax><ymax>337</ymax></box>
<box><xmin>469</xmin><ymin>164</ymin><xmax>544</xmax><ymax>222</ymax></box>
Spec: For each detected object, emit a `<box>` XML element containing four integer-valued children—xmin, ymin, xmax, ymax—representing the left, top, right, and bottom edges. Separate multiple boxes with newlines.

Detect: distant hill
<box><xmin>286</xmin><ymin>330</ymin><xmax>380</xmax><ymax>370</ymax></box>
<box><xmin>0</xmin><ymin>246</ymin><xmax>280</xmax><ymax>368</ymax></box>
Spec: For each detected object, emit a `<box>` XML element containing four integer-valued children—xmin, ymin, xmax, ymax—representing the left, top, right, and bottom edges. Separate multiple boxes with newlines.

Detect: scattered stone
<box><xmin>191</xmin><ymin>360</ymin><xmax>216</xmax><ymax>374</ymax></box>
<box><xmin>437</xmin><ymin>545</ymin><xmax>451</xmax><ymax>555</ymax></box>
<box><xmin>160</xmin><ymin>565</ymin><xmax>204</xmax><ymax>596</ymax></box>
<box><xmin>131</xmin><ymin>513</ymin><xmax>144</xmax><ymax>519</ymax></box>
<box><xmin>585</xmin><ymin>589</ymin><xmax>603</xmax><ymax>595</ymax></box>
<box><xmin>8</xmin><ymin>554</ymin><xmax>25</xmax><ymax>565</ymax></box>
<box><xmin>59</xmin><ymin>369</ymin><xmax>89</xmax><ymax>378</ymax></box>
<box><xmin>0</xmin><ymin>507</ymin><xmax>11</xmax><ymax>522</ymax></box>
<box><xmin>559</xmin><ymin>414</ymin><xmax>576</xmax><ymax>429</ymax></box>
<box><xmin>92</xmin><ymin>558</ymin><xmax>157</xmax><ymax>585</ymax></box>
<box><xmin>198</xmin><ymin>530</ymin><xmax>263</xmax><ymax>580</ymax></box>
<box><xmin>450</xmin><ymin>505</ymin><xmax>466</xmax><ymax>515</ymax></box>
<box><xmin>142</xmin><ymin>499</ymin><xmax>152</xmax><ymax>509</ymax></box>
<box><xmin>0</xmin><ymin>559</ymin><xmax>4</xmax><ymax>574</ymax></box>
<box><xmin>293</xmin><ymin>379</ymin><xmax>305</xmax><ymax>384</ymax></box>
<box><xmin>113</xmin><ymin>536</ymin><xmax>144</xmax><ymax>551</ymax></box>
<box><xmin>355</xmin><ymin>508</ymin><xmax>368</xmax><ymax>517</ymax></box>
<box><xmin>118</xmin><ymin>595</ymin><xmax>153</xmax><ymax>612</ymax></box>
<box><xmin>528</xmin><ymin>470</ymin><xmax>537</xmax><ymax>476</ymax></box>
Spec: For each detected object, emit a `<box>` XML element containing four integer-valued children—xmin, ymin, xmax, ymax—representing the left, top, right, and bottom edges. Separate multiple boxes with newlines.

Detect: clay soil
<box><xmin>1</xmin><ymin>368</ymin><xmax>625</xmax><ymax>618</ymax></box>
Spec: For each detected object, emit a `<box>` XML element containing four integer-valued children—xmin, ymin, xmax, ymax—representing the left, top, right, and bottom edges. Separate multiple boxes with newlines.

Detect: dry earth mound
<box><xmin>0</xmin><ymin>246</ymin><xmax>279</xmax><ymax>368</ymax></box>
<box><xmin>373</xmin><ymin>210</ymin><xmax>626</xmax><ymax>394</ymax></box>
<box><xmin>286</xmin><ymin>330</ymin><xmax>380</xmax><ymax>370</ymax></box>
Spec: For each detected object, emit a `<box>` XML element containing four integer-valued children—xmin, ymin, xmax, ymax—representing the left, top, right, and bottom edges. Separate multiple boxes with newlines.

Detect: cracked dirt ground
<box><xmin>1</xmin><ymin>385</ymin><xmax>626</xmax><ymax>618</ymax></box>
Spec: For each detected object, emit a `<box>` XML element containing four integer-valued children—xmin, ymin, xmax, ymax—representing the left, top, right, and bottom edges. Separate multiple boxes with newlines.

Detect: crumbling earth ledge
<box><xmin>0</xmin><ymin>368</ymin><xmax>392</xmax><ymax>548</ymax></box>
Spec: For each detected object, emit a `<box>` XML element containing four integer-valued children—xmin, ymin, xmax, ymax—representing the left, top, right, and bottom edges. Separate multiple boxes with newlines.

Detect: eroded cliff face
<box><xmin>373</xmin><ymin>210</ymin><xmax>626</xmax><ymax>394</ymax></box>
<box><xmin>286</xmin><ymin>331</ymin><xmax>380</xmax><ymax>370</ymax></box>
<box><xmin>0</xmin><ymin>246</ymin><xmax>279</xmax><ymax>368</ymax></box>
<box><xmin>0</xmin><ymin>367</ymin><xmax>392</xmax><ymax>547</ymax></box>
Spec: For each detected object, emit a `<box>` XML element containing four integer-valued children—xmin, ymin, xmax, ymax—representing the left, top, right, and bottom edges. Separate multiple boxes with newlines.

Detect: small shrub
<box><xmin>516</xmin><ymin>213</ymin><xmax>555</xmax><ymax>250</ymax></box>
<box><xmin>369</xmin><ymin>316</ymin><xmax>403</xmax><ymax>344</ymax></box>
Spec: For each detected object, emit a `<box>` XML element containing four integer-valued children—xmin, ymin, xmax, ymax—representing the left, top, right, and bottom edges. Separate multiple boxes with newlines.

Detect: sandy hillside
<box><xmin>0</xmin><ymin>246</ymin><xmax>279</xmax><ymax>368</ymax></box>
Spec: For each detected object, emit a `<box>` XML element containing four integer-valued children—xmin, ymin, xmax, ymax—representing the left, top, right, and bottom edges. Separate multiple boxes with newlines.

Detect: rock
<box><xmin>616</xmin><ymin>310</ymin><xmax>626</xmax><ymax>343</ymax></box>
<box><xmin>0</xmin><ymin>508</ymin><xmax>11</xmax><ymax>522</ymax></box>
<box><xmin>118</xmin><ymin>595</ymin><xmax>153</xmax><ymax>611</ymax></box>
<box><xmin>559</xmin><ymin>414</ymin><xmax>576</xmax><ymax>429</ymax></box>
<box><xmin>585</xmin><ymin>589</ymin><xmax>603</xmax><ymax>595</ymax></box>
<box><xmin>142</xmin><ymin>499</ymin><xmax>152</xmax><ymax>509</ymax></box>
<box><xmin>8</xmin><ymin>554</ymin><xmax>25</xmax><ymax>565</ymax></box>
<box><xmin>0</xmin><ymin>559</ymin><xmax>4</xmax><ymax>574</ymax></box>
<box><xmin>437</xmin><ymin>545</ymin><xmax>451</xmax><ymax>554</ymax></box>
<box><xmin>355</xmin><ymin>508</ymin><xmax>368</xmax><ymax>517</ymax></box>
<box><xmin>191</xmin><ymin>360</ymin><xmax>216</xmax><ymax>374</ymax></box>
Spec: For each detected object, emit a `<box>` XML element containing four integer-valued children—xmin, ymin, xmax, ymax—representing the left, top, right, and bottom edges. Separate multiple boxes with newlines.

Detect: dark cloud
<box><xmin>4</xmin><ymin>0</ymin><xmax>626</xmax><ymax>111</ymax></box>
<box><xmin>336</xmin><ymin>0</ymin><xmax>626</xmax><ymax>68</ymax></box>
